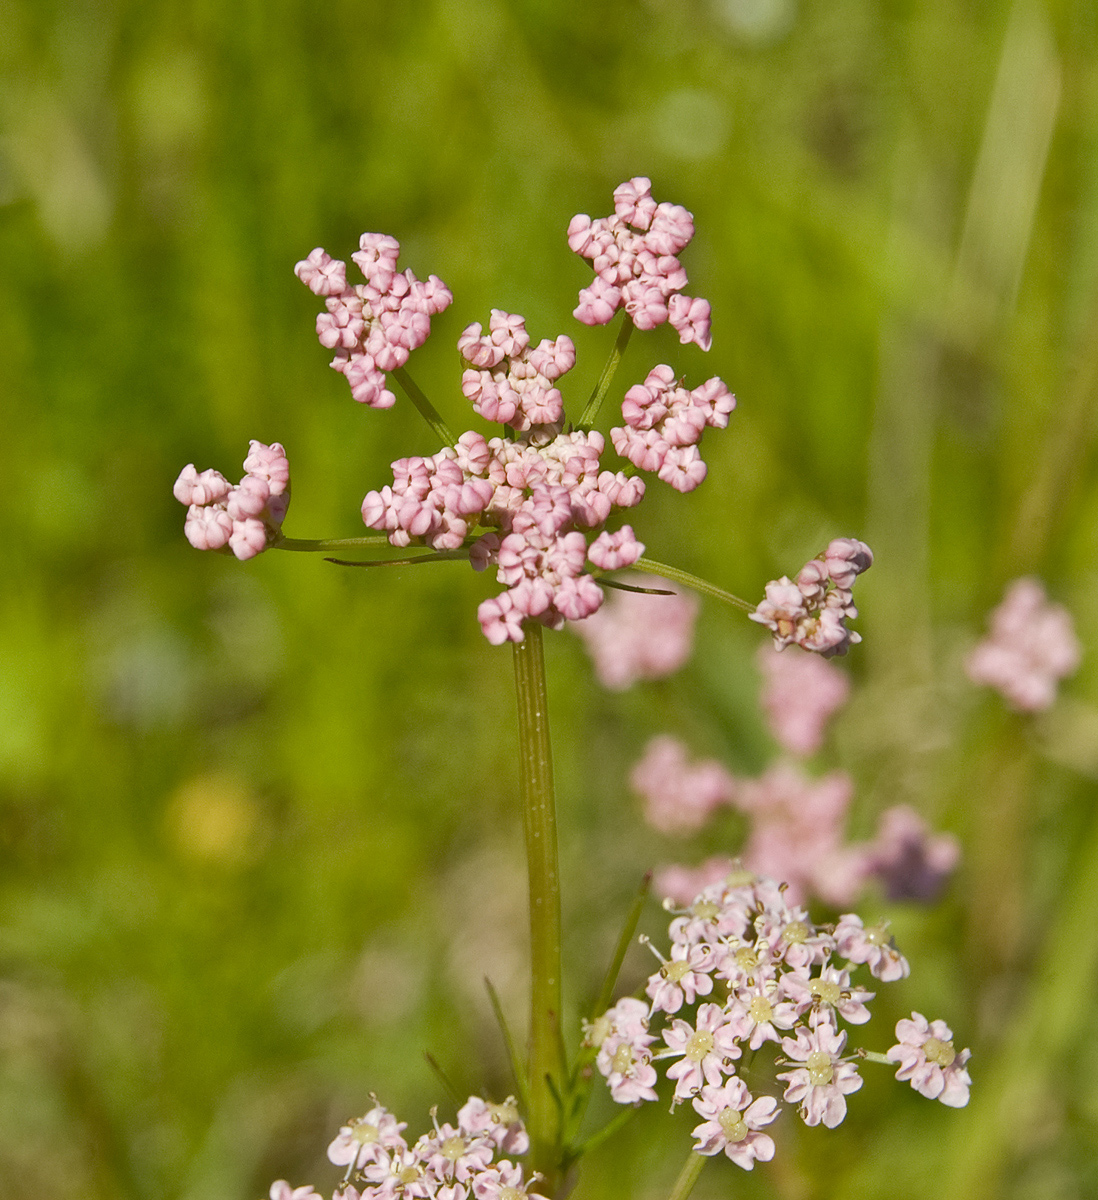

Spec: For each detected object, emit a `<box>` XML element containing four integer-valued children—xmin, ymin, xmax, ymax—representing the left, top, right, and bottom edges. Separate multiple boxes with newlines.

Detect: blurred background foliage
<box><xmin>2</xmin><ymin>0</ymin><xmax>1098</xmax><ymax>1196</ymax></box>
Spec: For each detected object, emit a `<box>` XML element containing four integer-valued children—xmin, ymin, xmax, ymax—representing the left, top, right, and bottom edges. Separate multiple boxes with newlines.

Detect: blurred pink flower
<box><xmin>572</xmin><ymin>576</ymin><xmax>699</xmax><ymax>689</ymax></box>
<box><xmin>757</xmin><ymin>643</ymin><xmax>850</xmax><ymax>756</ymax></box>
<box><xmin>733</xmin><ymin>764</ymin><xmax>871</xmax><ymax>905</ymax></box>
<box><xmin>869</xmin><ymin>804</ymin><xmax>960</xmax><ymax>902</ymax></box>
<box><xmin>630</xmin><ymin>735</ymin><xmax>736</xmax><ymax>835</ymax></box>
<box><xmin>653</xmin><ymin>856</ymin><xmax>736</xmax><ymax>906</ymax></box>
<box><xmin>965</xmin><ymin>577</ymin><xmax>1081</xmax><ymax>711</ymax></box>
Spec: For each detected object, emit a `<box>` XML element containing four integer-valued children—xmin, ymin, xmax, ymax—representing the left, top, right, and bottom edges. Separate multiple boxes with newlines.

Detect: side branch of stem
<box><xmin>578</xmin><ymin>316</ymin><xmax>634</xmax><ymax>429</ymax></box>
<box><xmin>393</xmin><ymin>366</ymin><xmax>457</xmax><ymax>446</ymax></box>
<box><xmin>633</xmin><ymin>557</ymin><xmax>756</xmax><ymax>613</ymax></box>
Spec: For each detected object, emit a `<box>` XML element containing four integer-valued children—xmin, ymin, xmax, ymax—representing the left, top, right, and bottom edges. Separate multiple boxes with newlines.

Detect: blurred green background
<box><xmin>3</xmin><ymin>0</ymin><xmax>1098</xmax><ymax>1196</ymax></box>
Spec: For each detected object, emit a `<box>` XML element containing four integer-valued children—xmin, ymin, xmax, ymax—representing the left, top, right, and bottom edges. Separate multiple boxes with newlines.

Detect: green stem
<box><xmin>512</xmin><ymin>622</ymin><xmax>564</xmax><ymax>1192</ymax></box>
<box><xmin>324</xmin><ymin>550</ymin><xmax>470</xmax><ymax>568</ymax></box>
<box><xmin>276</xmin><ymin>535</ymin><xmax>393</xmax><ymax>551</ymax></box>
<box><xmin>667</xmin><ymin>1151</ymin><xmax>708</xmax><ymax>1200</ymax></box>
<box><xmin>578</xmin><ymin>316</ymin><xmax>634</xmax><ymax>429</ymax></box>
<box><xmin>633</xmin><ymin>557</ymin><xmax>756</xmax><ymax>613</ymax></box>
<box><xmin>393</xmin><ymin>366</ymin><xmax>457</xmax><ymax>446</ymax></box>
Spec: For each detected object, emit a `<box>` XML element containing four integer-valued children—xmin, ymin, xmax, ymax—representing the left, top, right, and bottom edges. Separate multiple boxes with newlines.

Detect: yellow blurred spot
<box><xmin>164</xmin><ymin>773</ymin><xmax>265</xmax><ymax>867</ymax></box>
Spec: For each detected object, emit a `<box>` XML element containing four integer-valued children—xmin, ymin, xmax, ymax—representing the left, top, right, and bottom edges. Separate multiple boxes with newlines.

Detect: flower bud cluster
<box><xmin>362</xmin><ymin>310</ymin><xmax>654</xmax><ymax>643</ymax></box>
<box><xmin>610</xmin><ymin>366</ymin><xmax>735</xmax><ymax>494</ymax></box>
<box><xmin>294</xmin><ymin>234</ymin><xmax>453</xmax><ymax>408</ymax></box>
<box><xmin>182</xmin><ymin>184</ymin><xmax>737</xmax><ymax>645</ymax></box>
<box><xmin>587</xmin><ymin>871</ymin><xmax>970</xmax><ymax>1169</ymax></box>
<box><xmin>750</xmin><ymin>538</ymin><xmax>873</xmax><ymax>656</ymax></box>
<box><xmin>173</xmin><ymin>440</ymin><xmax>289</xmax><ymax>560</ymax></box>
<box><xmin>964</xmin><ymin>576</ymin><xmax>1081</xmax><ymax>711</ymax></box>
<box><xmin>459</xmin><ymin>311</ymin><xmax>575</xmax><ymax>434</ymax></box>
<box><xmin>569</xmin><ymin>176</ymin><xmax>712</xmax><ymax>349</ymax></box>
<box><xmin>270</xmin><ymin>1096</ymin><xmax>545</xmax><ymax>1200</ymax></box>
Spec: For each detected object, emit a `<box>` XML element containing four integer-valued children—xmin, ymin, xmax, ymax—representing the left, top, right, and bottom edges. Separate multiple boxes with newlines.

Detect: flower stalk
<box><xmin>512</xmin><ymin>621</ymin><xmax>565</xmax><ymax>1190</ymax></box>
<box><xmin>667</xmin><ymin>1150</ymin><xmax>708</xmax><ymax>1200</ymax></box>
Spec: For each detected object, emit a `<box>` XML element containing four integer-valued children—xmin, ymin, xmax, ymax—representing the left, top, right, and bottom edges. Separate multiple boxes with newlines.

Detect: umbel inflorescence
<box><xmin>588</xmin><ymin>870</ymin><xmax>970</xmax><ymax>1169</ymax></box>
<box><xmin>171</xmin><ymin>181</ymin><xmax>969</xmax><ymax>1196</ymax></box>
<box><xmin>172</xmin><ymin>178</ymin><xmax>869</xmax><ymax>655</ymax></box>
<box><xmin>271</xmin><ymin>1096</ymin><xmax>545</xmax><ymax>1200</ymax></box>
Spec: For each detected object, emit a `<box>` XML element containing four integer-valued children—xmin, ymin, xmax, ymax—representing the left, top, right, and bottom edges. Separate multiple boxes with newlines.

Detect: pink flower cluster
<box><xmin>636</xmin><ymin>738</ymin><xmax>959</xmax><ymax>909</ymax></box>
<box><xmin>459</xmin><ymin>311</ymin><xmax>575</xmax><ymax>434</ymax></box>
<box><xmin>569</xmin><ymin>176</ymin><xmax>712</xmax><ymax>349</ymax></box>
<box><xmin>295</xmin><ymin>234</ymin><xmax>453</xmax><ymax>408</ymax></box>
<box><xmin>964</xmin><ymin>577</ymin><xmax>1081</xmax><ymax>711</ymax></box>
<box><xmin>735</xmin><ymin>764</ymin><xmax>867</xmax><ymax>907</ymax></box>
<box><xmin>361</xmin><ymin>411</ymin><xmax>647</xmax><ymax>642</ymax></box>
<box><xmin>571</xmin><ymin>576</ymin><xmax>699</xmax><ymax>689</ymax></box>
<box><xmin>179</xmin><ymin>183</ymin><xmax>736</xmax><ymax>645</ymax></box>
<box><xmin>630</xmin><ymin>735</ymin><xmax>735</xmax><ymax>834</ymax></box>
<box><xmin>270</xmin><ymin>1096</ymin><xmax>544</xmax><ymax>1200</ymax></box>
<box><xmin>751</xmin><ymin>538</ymin><xmax>873</xmax><ymax>657</ymax></box>
<box><xmin>173</xmin><ymin>440</ymin><xmax>290</xmax><ymax>561</ymax></box>
<box><xmin>586</xmin><ymin>870</ymin><xmax>969</xmax><ymax>1168</ymax></box>
<box><xmin>610</xmin><ymin>365</ymin><xmax>735</xmax><ymax>494</ymax></box>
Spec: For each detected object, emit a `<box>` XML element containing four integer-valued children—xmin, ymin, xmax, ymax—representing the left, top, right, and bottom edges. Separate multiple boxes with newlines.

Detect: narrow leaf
<box><xmin>485</xmin><ymin>977</ymin><xmax>530</xmax><ymax>1114</ymax></box>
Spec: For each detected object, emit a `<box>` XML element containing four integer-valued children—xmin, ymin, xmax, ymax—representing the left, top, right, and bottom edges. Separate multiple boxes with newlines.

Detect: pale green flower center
<box><xmin>611</xmin><ymin>1044</ymin><xmax>634</xmax><ymax>1074</ymax></box>
<box><xmin>663</xmin><ymin>959</ymin><xmax>692</xmax><ymax>983</ymax></box>
<box><xmin>735</xmin><ymin>947</ymin><xmax>758</xmax><ymax>971</ymax></box>
<box><xmin>693</xmin><ymin>900</ymin><xmax>720</xmax><ymax>920</ymax></box>
<box><xmin>350</xmin><ymin>1120</ymin><xmax>379</xmax><ymax>1144</ymax></box>
<box><xmin>489</xmin><ymin>1099</ymin><xmax>519</xmax><ymax>1126</ymax></box>
<box><xmin>807</xmin><ymin>1050</ymin><xmax>834</xmax><ymax>1086</ymax></box>
<box><xmin>809</xmin><ymin>978</ymin><xmax>841</xmax><ymax>1005</ymax></box>
<box><xmin>749</xmin><ymin>995</ymin><xmax>774</xmax><ymax>1024</ymax></box>
<box><xmin>718</xmin><ymin>1107</ymin><xmax>748</xmax><ymax>1142</ymax></box>
<box><xmin>399</xmin><ymin>1165</ymin><xmax>422</xmax><ymax>1185</ymax></box>
<box><xmin>686</xmin><ymin>1030</ymin><xmax>715</xmax><ymax>1062</ymax></box>
<box><xmin>585</xmin><ymin>1015</ymin><xmax>612</xmax><ymax>1046</ymax></box>
<box><xmin>442</xmin><ymin>1135</ymin><xmax>466</xmax><ymax>1162</ymax></box>
<box><xmin>782</xmin><ymin>920</ymin><xmax>809</xmax><ymax>945</ymax></box>
<box><xmin>924</xmin><ymin>1036</ymin><xmax>956</xmax><ymax>1067</ymax></box>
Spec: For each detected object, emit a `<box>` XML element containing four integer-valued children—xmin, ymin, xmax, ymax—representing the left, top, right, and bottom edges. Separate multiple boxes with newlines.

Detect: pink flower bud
<box><xmin>174</xmin><ymin>465</ymin><xmax>231</xmax><ymax>507</ymax></box>
<box><xmin>588</xmin><ymin>526</ymin><xmax>644</xmax><ymax>571</ymax></box>
<box><xmin>184</xmin><ymin>504</ymin><xmax>233</xmax><ymax>551</ymax></box>
<box><xmin>228</xmin><ymin>517</ymin><xmax>269</xmax><ymax>560</ymax></box>
<box><xmin>668</xmin><ymin>294</ymin><xmax>712</xmax><ymax>351</ymax></box>
<box><xmin>293</xmin><ymin>247</ymin><xmax>347</xmax><ymax>296</ymax></box>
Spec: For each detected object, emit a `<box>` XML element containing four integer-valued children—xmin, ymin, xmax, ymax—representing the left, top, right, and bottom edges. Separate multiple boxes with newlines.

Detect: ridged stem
<box><xmin>512</xmin><ymin>622</ymin><xmax>564</xmax><ymax>1192</ymax></box>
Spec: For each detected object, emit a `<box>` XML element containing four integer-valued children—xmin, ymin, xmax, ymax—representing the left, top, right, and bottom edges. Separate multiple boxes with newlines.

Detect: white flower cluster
<box><xmin>270</xmin><ymin>1097</ymin><xmax>544</xmax><ymax>1200</ymax></box>
<box><xmin>586</xmin><ymin>871</ymin><xmax>971</xmax><ymax>1170</ymax></box>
